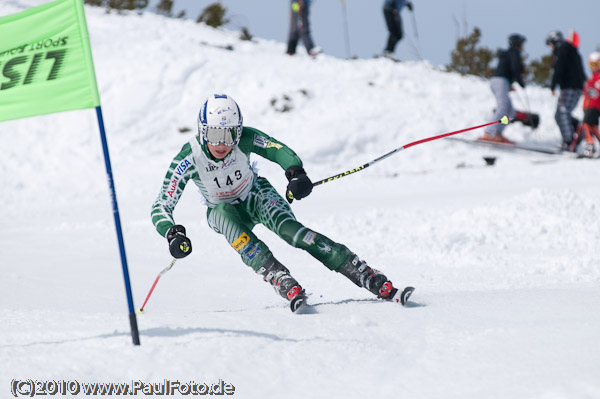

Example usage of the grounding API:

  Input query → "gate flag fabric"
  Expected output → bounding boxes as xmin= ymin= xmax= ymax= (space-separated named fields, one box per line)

xmin=0 ymin=0 xmax=140 ymax=346
xmin=0 ymin=0 xmax=100 ymax=121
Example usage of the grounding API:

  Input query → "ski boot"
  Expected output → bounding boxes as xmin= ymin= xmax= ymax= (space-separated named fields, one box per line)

xmin=340 ymin=255 xmax=414 ymax=305
xmin=256 ymin=256 xmax=306 ymax=312
xmin=514 ymin=111 xmax=540 ymax=129
xmin=582 ymin=142 xmax=595 ymax=158
xmin=339 ymin=255 xmax=414 ymax=305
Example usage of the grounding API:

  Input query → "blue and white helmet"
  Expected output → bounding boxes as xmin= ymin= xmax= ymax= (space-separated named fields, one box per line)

xmin=198 ymin=94 xmax=243 ymax=146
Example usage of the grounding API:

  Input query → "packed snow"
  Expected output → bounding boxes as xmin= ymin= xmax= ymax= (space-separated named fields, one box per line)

xmin=1 ymin=3 xmax=599 ymax=399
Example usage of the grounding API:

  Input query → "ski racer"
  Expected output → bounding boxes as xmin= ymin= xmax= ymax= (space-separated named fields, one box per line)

xmin=151 ymin=94 xmax=413 ymax=311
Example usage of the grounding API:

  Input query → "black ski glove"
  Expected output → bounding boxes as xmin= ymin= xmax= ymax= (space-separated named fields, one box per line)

xmin=406 ymin=1 xmax=413 ymax=11
xmin=167 ymin=224 xmax=192 ymax=259
xmin=285 ymin=166 xmax=313 ymax=203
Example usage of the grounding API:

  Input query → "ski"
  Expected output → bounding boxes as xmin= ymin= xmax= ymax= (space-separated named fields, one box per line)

xmin=390 ymin=286 xmax=415 ymax=306
xmin=448 ymin=136 xmax=563 ymax=155
xmin=290 ymin=294 xmax=308 ymax=313
xmin=372 ymin=53 xmax=400 ymax=63
xmin=575 ymin=152 xmax=600 ymax=160
xmin=199 ymin=41 xmax=234 ymax=51
xmin=289 ymin=287 xmax=415 ymax=311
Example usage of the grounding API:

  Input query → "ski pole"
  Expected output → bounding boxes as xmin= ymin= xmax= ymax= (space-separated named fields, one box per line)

xmin=409 ymin=8 xmax=423 ymax=60
xmin=137 ymin=258 xmax=177 ymax=313
xmin=340 ymin=0 xmax=351 ymax=58
xmin=514 ymin=87 xmax=532 ymax=114
xmin=522 ymin=88 xmax=532 ymax=112
xmin=311 ymin=116 xmax=509 ymax=188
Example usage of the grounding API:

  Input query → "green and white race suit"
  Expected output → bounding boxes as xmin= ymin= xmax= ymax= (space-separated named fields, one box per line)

xmin=151 ymin=126 xmax=352 ymax=271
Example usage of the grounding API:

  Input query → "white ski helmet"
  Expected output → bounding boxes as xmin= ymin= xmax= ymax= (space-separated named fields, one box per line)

xmin=198 ymin=94 xmax=243 ymax=146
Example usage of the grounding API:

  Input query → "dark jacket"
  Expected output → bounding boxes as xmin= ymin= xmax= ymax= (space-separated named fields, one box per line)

xmin=493 ymin=47 xmax=525 ymax=88
xmin=384 ymin=0 xmax=408 ymax=10
xmin=551 ymin=42 xmax=586 ymax=91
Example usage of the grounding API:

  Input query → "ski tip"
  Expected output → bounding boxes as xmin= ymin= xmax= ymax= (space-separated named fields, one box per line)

xmin=290 ymin=294 xmax=308 ymax=313
xmin=500 ymin=116 xmax=510 ymax=125
xmin=400 ymin=287 xmax=415 ymax=306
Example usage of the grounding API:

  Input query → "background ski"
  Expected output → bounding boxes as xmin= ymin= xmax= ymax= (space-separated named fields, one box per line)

xmin=447 ymin=136 xmax=563 ymax=155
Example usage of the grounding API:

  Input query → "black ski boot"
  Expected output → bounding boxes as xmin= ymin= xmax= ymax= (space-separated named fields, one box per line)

xmin=514 ymin=111 xmax=540 ymax=129
xmin=339 ymin=254 xmax=391 ymax=297
xmin=256 ymin=256 xmax=305 ymax=307
xmin=339 ymin=254 xmax=414 ymax=305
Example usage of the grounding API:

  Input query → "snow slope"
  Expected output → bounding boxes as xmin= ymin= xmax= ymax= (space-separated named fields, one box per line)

xmin=1 ymin=3 xmax=599 ymax=399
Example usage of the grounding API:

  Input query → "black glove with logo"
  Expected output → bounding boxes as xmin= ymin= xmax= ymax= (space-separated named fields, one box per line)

xmin=166 ymin=224 xmax=192 ymax=259
xmin=285 ymin=166 xmax=313 ymax=203
xmin=406 ymin=1 xmax=413 ymax=11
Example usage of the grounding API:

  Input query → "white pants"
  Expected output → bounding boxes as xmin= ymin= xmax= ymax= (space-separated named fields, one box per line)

xmin=485 ymin=77 xmax=515 ymax=136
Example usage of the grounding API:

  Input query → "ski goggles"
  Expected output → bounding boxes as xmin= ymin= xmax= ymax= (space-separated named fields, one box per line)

xmin=202 ymin=126 xmax=240 ymax=146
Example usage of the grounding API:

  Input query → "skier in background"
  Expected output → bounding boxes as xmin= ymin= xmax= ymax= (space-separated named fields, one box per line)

xmin=546 ymin=30 xmax=586 ymax=151
xmin=580 ymin=52 xmax=600 ymax=158
xmin=286 ymin=0 xmax=321 ymax=57
xmin=480 ymin=34 xmax=526 ymax=144
xmin=382 ymin=0 xmax=413 ymax=60
xmin=151 ymin=94 xmax=413 ymax=311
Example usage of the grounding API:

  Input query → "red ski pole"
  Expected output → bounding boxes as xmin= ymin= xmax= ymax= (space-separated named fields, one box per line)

xmin=310 ymin=116 xmax=509 ymax=188
xmin=138 ymin=258 xmax=177 ymax=313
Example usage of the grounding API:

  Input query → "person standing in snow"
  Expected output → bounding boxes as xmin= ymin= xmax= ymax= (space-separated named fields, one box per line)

xmin=546 ymin=30 xmax=586 ymax=151
xmin=382 ymin=0 xmax=413 ymax=60
xmin=286 ymin=0 xmax=321 ymax=57
xmin=151 ymin=94 xmax=413 ymax=311
xmin=480 ymin=34 xmax=526 ymax=144
xmin=579 ymin=52 xmax=600 ymax=158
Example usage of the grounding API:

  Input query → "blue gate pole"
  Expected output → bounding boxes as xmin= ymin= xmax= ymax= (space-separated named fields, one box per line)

xmin=95 ymin=106 xmax=140 ymax=346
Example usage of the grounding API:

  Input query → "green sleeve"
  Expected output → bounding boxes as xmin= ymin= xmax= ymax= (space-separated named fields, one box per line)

xmin=237 ymin=126 xmax=303 ymax=171
xmin=151 ymin=143 xmax=198 ymax=237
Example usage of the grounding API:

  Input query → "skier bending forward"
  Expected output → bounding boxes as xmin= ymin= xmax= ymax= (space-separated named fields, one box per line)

xmin=151 ymin=94 xmax=413 ymax=311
